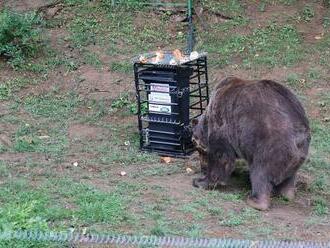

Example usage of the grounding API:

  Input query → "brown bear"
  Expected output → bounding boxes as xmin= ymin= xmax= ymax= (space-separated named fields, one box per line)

xmin=191 ymin=77 xmax=311 ymax=210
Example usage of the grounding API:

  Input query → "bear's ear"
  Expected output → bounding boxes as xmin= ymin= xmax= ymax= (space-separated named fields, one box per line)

xmin=191 ymin=118 xmax=199 ymax=127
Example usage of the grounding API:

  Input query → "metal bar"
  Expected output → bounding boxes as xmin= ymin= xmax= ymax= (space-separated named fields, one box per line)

xmin=112 ymin=1 xmax=187 ymax=7
xmin=190 ymin=107 xmax=206 ymax=111
xmin=190 ymin=99 xmax=207 ymax=108
xmin=138 ymin=76 xmax=177 ymax=83
xmin=190 ymin=73 xmax=206 ymax=80
xmin=196 ymin=58 xmax=203 ymax=115
xmin=204 ymin=57 xmax=210 ymax=104
xmin=190 ymin=95 xmax=208 ymax=98
xmin=149 ymin=140 xmax=181 ymax=146
xmin=134 ymin=63 xmax=144 ymax=150
xmin=141 ymin=117 xmax=182 ymax=125
xmin=147 ymin=135 xmax=181 ymax=142
xmin=186 ymin=0 xmax=194 ymax=53
xmin=146 ymin=129 xmax=177 ymax=135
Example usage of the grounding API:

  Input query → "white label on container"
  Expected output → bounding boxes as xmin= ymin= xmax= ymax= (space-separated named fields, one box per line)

xmin=150 ymin=83 xmax=170 ymax=93
xmin=149 ymin=83 xmax=171 ymax=113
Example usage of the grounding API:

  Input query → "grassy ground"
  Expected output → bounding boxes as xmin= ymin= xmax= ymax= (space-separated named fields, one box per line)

xmin=0 ymin=0 xmax=330 ymax=247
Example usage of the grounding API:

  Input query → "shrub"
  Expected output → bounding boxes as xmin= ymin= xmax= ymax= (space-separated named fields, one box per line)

xmin=0 ymin=9 xmax=44 ymax=68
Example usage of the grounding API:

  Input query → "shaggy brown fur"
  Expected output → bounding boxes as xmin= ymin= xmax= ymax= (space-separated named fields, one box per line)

xmin=192 ymin=77 xmax=311 ymax=210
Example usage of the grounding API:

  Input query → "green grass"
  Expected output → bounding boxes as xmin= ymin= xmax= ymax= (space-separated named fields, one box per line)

xmin=312 ymin=197 xmax=329 ymax=216
xmin=110 ymin=61 xmax=132 ymax=74
xmin=219 ymin=208 xmax=259 ymax=227
xmin=13 ymin=122 xmax=68 ymax=159
xmin=67 ymin=3 xmax=177 ymax=56
xmin=203 ymin=23 xmax=303 ymax=68
xmin=201 ymin=0 xmax=244 ymax=17
xmin=286 ymin=73 xmax=309 ymax=90
xmin=0 ymin=179 xmax=67 ymax=247
xmin=301 ymin=5 xmax=315 ymax=22
xmin=303 ymin=120 xmax=330 ymax=196
xmin=307 ymin=68 xmax=321 ymax=81
xmin=0 ymin=176 xmax=130 ymax=246
xmin=83 ymin=51 xmax=102 ymax=68
xmin=44 ymin=178 xmax=130 ymax=225
xmin=23 ymin=92 xmax=80 ymax=121
xmin=310 ymin=121 xmax=330 ymax=156
xmin=314 ymin=34 xmax=330 ymax=66
xmin=0 ymin=78 xmax=37 ymax=101
xmin=69 ymin=16 xmax=100 ymax=48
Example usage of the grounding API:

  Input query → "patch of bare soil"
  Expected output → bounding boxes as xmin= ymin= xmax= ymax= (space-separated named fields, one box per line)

xmin=246 ymin=2 xmax=298 ymax=27
xmin=68 ymin=123 xmax=107 ymax=141
xmin=212 ymin=63 xmax=315 ymax=86
xmin=0 ymin=102 xmax=12 ymax=117
xmin=4 ymin=0 xmax=54 ymax=12
xmin=0 ymin=152 xmax=49 ymax=164
xmin=0 ymin=133 xmax=12 ymax=148
xmin=0 ymin=63 xmax=36 ymax=84
xmin=305 ymin=86 xmax=329 ymax=120
xmin=77 ymin=65 xmax=133 ymax=100
xmin=295 ymin=3 xmax=327 ymax=44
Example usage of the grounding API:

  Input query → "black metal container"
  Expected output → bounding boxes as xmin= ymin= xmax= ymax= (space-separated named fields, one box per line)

xmin=134 ymin=53 xmax=209 ymax=157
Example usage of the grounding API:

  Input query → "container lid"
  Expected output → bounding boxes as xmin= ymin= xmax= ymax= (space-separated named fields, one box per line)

xmin=132 ymin=50 xmax=207 ymax=65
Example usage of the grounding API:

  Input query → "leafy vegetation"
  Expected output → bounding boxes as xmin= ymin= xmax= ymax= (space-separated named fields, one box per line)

xmin=0 ymin=9 xmax=44 ymax=68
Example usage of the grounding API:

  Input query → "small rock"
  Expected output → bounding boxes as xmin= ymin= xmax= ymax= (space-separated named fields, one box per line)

xmin=186 ymin=167 xmax=194 ymax=174
xmin=319 ymin=102 xmax=326 ymax=107
xmin=160 ymin=157 xmax=172 ymax=164
xmin=45 ymin=6 xmax=62 ymax=19
xmin=38 ymin=135 xmax=50 ymax=140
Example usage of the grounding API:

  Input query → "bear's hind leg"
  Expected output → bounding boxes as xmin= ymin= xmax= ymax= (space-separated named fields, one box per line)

xmin=275 ymin=175 xmax=296 ymax=201
xmin=247 ymin=170 xmax=272 ymax=211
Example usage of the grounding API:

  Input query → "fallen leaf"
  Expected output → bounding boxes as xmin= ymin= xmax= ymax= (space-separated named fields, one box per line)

xmin=160 ymin=157 xmax=171 ymax=164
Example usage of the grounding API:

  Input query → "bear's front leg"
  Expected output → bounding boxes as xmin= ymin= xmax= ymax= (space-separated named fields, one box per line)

xmin=192 ymin=176 xmax=210 ymax=189
xmin=192 ymin=148 xmax=219 ymax=190
xmin=192 ymin=135 xmax=235 ymax=190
